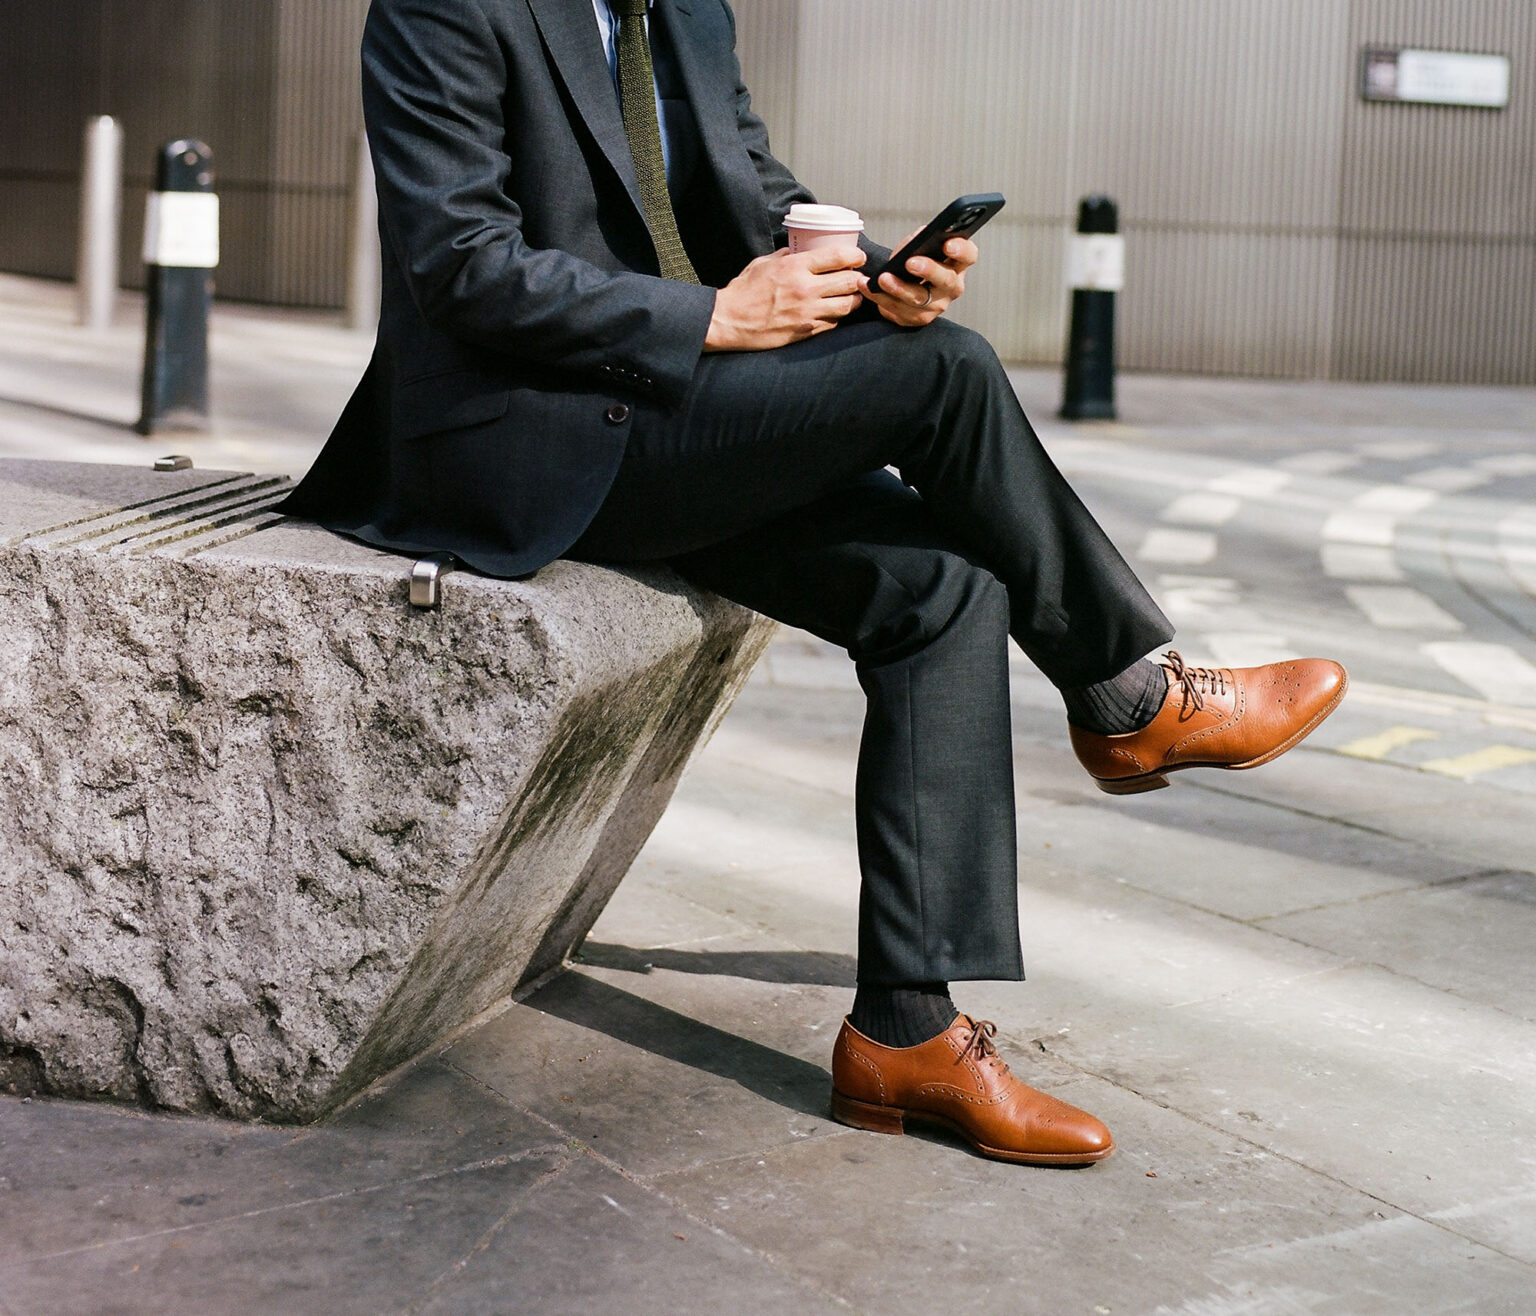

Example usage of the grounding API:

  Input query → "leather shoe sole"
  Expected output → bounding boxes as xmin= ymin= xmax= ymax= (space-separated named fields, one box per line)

xmin=831 ymin=1090 xmax=1114 ymax=1165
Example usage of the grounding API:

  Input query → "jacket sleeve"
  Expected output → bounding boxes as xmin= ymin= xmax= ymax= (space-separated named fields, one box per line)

xmin=363 ymin=0 xmax=717 ymax=404
xmin=718 ymin=1 xmax=892 ymax=267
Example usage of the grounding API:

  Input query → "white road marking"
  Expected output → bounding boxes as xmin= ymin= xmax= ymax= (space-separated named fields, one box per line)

xmin=1207 ymin=468 xmax=1293 ymax=498
xmin=1278 ymin=450 xmax=1359 ymax=476
xmin=1423 ymin=642 xmax=1536 ymax=707
xmin=1321 ymin=486 xmax=1441 ymax=597
xmin=1356 ymin=438 xmax=1442 ymax=461
xmin=1161 ymin=492 xmax=1243 ymax=526
xmin=1344 ymin=586 xmax=1464 ymax=632
xmin=1353 ymin=485 xmax=1439 ymax=515
xmin=1203 ymin=633 xmax=1301 ymax=668
xmin=1138 ymin=527 xmax=1217 ymax=565
xmin=1321 ymin=543 xmax=1404 ymax=581
xmin=1157 ymin=574 xmax=1241 ymax=623
xmin=1321 ymin=509 xmax=1398 ymax=547
xmin=1403 ymin=466 xmax=1493 ymax=494
xmin=1476 ymin=453 xmax=1536 ymax=476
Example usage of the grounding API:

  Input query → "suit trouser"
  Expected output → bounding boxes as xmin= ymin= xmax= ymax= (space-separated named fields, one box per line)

xmin=570 ymin=317 xmax=1173 ymax=984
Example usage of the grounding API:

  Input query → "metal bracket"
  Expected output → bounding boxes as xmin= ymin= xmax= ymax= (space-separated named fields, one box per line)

xmin=153 ymin=455 xmax=194 ymax=472
xmin=409 ymin=553 xmax=457 ymax=609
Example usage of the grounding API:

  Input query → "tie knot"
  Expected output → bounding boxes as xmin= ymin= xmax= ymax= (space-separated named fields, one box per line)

xmin=617 ymin=0 xmax=647 ymax=17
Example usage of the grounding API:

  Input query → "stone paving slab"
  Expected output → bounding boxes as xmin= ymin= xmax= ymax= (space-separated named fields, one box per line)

xmin=1045 ymin=961 xmax=1536 ymax=1264
xmin=647 ymin=1072 xmax=1536 ymax=1316
xmin=1015 ymin=777 xmax=1472 ymax=922
xmin=0 ymin=1061 xmax=557 ymax=1267
xmin=414 ymin=1153 xmax=848 ymax=1316
xmin=1257 ymin=869 xmax=1536 ymax=1023
xmin=2 ymin=1157 xmax=557 ymax=1316
xmin=1206 ymin=751 xmax=1536 ymax=873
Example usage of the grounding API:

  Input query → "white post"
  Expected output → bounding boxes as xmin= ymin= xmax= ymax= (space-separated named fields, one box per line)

xmin=76 ymin=115 xmax=125 ymax=331
xmin=346 ymin=132 xmax=381 ymax=331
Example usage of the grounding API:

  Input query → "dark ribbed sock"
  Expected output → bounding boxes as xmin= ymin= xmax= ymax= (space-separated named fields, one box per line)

xmin=850 ymin=983 xmax=959 ymax=1049
xmin=1061 ymin=657 xmax=1168 ymax=735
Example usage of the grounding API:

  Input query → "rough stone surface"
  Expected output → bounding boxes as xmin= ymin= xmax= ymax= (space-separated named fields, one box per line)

xmin=0 ymin=459 xmax=775 ymax=1122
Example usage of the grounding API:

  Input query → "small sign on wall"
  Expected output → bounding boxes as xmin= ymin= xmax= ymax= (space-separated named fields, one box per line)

xmin=1361 ymin=47 xmax=1511 ymax=109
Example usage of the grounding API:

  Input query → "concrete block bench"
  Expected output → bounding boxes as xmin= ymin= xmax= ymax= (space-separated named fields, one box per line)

xmin=0 ymin=458 xmax=775 ymax=1122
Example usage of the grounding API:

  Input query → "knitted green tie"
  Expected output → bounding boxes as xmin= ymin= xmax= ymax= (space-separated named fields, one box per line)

xmin=615 ymin=0 xmax=699 ymax=283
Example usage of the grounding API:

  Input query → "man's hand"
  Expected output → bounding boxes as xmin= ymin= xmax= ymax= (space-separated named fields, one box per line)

xmin=704 ymin=246 xmax=867 ymax=352
xmin=862 ymin=235 xmax=978 ymax=327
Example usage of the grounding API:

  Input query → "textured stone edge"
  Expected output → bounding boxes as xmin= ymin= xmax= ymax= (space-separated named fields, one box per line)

xmin=0 ymin=522 xmax=776 ymax=1122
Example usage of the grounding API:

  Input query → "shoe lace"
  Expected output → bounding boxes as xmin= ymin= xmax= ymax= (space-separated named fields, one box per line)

xmin=957 ymin=1018 xmax=1010 ymax=1076
xmin=1163 ymin=650 xmax=1227 ymax=719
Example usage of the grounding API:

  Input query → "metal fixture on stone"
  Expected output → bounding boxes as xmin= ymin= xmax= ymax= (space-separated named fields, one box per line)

xmin=409 ymin=553 xmax=457 ymax=609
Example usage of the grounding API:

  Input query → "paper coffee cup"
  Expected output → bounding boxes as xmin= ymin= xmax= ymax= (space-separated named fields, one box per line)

xmin=784 ymin=203 xmax=864 ymax=254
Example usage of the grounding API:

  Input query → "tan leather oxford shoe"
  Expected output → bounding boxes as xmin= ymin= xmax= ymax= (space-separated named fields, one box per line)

xmin=1069 ymin=651 xmax=1348 ymax=795
xmin=831 ymin=1016 xmax=1114 ymax=1166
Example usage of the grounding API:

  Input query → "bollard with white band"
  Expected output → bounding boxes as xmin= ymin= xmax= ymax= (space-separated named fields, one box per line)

xmin=137 ymin=140 xmax=218 ymax=436
xmin=1059 ymin=195 xmax=1123 ymax=421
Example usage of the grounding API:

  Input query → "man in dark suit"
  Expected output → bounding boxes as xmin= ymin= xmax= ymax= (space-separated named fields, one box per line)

xmin=284 ymin=0 xmax=1346 ymax=1166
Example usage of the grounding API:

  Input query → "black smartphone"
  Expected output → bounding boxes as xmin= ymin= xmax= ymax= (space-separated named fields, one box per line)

xmin=867 ymin=193 xmax=1006 ymax=288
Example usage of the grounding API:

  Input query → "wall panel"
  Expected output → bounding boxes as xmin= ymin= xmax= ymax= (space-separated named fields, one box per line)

xmin=0 ymin=0 xmax=363 ymax=307
xmin=1073 ymin=0 xmax=1351 ymax=231
xmin=730 ymin=0 xmax=801 ymax=171
xmin=1334 ymin=237 xmax=1536 ymax=383
xmin=3 ymin=0 xmax=1533 ymax=379
xmin=1119 ymin=230 xmax=1339 ymax=378
xmin=791 ymin=0 xmax=1077 ymax=220
xmin=730 ymin=0 xmax=1535 ymax=383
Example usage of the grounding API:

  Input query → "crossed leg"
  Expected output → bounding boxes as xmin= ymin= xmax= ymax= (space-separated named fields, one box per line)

xmin=569 ymin=315 xmax=1341 ymax=1166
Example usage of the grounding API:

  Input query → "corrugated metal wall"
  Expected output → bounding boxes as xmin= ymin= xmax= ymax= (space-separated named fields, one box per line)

xmin=0 ymin=0 xmax=366 ymax=306
xmin=0 ymin=0 xmax=1530 ymax=382
xmin=1337 ymin=0 xmax=1536 ymax=383
xmin=735 ymin=0 xmax=1536 ymax=384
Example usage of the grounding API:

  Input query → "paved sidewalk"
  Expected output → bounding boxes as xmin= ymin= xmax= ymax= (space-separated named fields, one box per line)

xmin=2 ymin=276 xmax=1536 ymax=1313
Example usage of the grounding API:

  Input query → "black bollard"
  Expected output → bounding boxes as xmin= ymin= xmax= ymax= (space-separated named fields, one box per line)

xmin=137 ymin=140 xmax=217 ymax=435
xmin=1059 ymin=195 xmax=1123 ymax=421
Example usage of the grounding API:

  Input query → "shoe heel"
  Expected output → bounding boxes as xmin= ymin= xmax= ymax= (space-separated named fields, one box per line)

xmin=1095 ymin=772 xmax=1169 ymax=796
xmin=831 ymin=1090 xmax=906 ymax=1136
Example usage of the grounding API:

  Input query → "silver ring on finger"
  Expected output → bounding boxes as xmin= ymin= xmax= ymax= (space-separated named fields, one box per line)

xmin=917 ymin=283 xmax=933 ymax=308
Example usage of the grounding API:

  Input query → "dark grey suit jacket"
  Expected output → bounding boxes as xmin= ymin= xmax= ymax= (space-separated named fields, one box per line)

xmin=284 ymin=0 xmax=871 ymax=577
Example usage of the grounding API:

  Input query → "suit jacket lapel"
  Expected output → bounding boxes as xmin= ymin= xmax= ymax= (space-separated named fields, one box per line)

xmin=525 ymin=0 xmax=643 ymax=216
xmin=657 ymin=0 xmax=775 ymax=256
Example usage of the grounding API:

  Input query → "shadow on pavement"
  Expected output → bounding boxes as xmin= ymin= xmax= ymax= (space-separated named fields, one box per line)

xmin=0 ymin=392 xmax=134 ymax=431
xmin=526 ymin=970 xmax=834 ymax=1120
xmin=576 ymin=941 xmax=858 ymax=987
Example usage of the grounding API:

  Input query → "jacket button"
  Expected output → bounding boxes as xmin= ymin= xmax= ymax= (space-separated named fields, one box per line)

xmin=605 ymin=403 xmax=631 ymax=424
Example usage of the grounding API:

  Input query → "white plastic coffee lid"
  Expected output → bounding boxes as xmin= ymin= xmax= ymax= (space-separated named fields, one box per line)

xmin=784 ymin=203 xmax=864 ymax=232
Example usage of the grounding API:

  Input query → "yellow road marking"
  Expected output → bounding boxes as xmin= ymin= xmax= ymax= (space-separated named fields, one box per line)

xmin=1336 ymin=726 xmax=1439 ymax=760
xmin=1418 ymin=746 xmax=1536 ymax=779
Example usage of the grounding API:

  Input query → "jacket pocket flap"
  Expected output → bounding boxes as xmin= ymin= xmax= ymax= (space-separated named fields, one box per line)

xmin=396 ymin=373 xmax=511 ymax=440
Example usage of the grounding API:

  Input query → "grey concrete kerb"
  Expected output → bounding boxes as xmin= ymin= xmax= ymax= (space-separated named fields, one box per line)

xmin=0 ymin=458 xmax=775 ymax=1122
